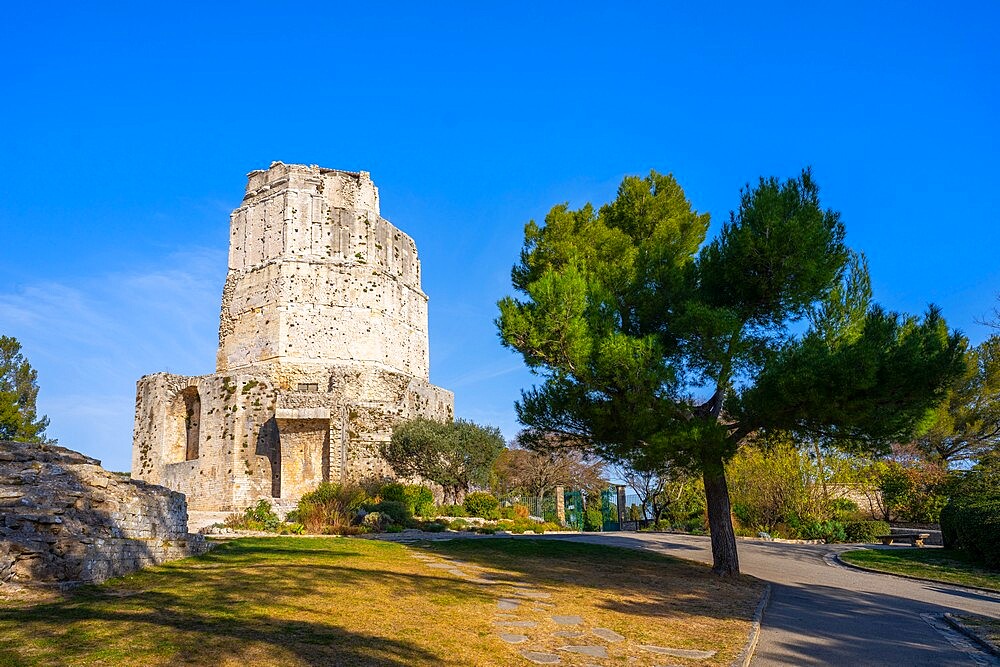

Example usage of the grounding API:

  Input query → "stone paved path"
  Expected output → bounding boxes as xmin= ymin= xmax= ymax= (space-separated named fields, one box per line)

xmin=406 ymin=545 xmax=719 ymax=665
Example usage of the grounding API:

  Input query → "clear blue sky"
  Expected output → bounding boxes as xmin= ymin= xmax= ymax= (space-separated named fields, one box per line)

xmin=1 ymin=2 xmax=997 ymax=472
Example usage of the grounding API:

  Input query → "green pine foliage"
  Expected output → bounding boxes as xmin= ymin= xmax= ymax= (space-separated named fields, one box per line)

xmin=915 ymin=335 xmax=1000 ymax=464
xmin=0 ymin=336 xmax=52 ymax=443
xmin=497 ymin=169 xmax=966 ymax=575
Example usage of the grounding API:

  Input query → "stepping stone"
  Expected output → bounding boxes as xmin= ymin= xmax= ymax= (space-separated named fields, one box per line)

xmin=496 ymin=620 xmax=538 ymax=628
xmin=520 ymin=650 xmax=560 ymax=664
xmin=514 ymin=589 xmax=552 ymax=599
xmin=446 ymin=569 xmax=466 ymax=576
xmin=639 ymin=645 xmax=717 ymax=659
xmin=468 ymin=577 xmax=494 ymax=584
xmin=551 ymin=615 xmax=584 ymax=625
xmin=498 ymin=598 xmax=520 ymax=610
xmin=592 ymin=627 xmax=625 ymax=643
xmin=553 ymin=631 xmax=585 ymax=638
xmin=499 ymin=633 xmax=529 ymax=644
xmin=558 ymin=645 xmax=608 ymax=658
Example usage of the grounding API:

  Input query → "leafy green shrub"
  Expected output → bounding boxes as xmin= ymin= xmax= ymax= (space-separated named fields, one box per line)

xmin=404 ymin=485 xmax=436 ymax=517
xmin=362 ymin=511 xmax=387 ymax=531
xmin=727 ymin=442 xmax=825 ymax=532
xmin=375 ymin=482 xmax=435 ymax=517
xmin=385 ymin=524 xmax=404 ymax=533
xmin=879 ymin=460 xmax=949 ymax=523
xmin=366 ymin=500 xmax=412 ymax=525
xmin=674 ymin=517 xmax=707 ymax=534
xmin=422 ymin=519 xmax=449 ymax=533
xmin=941 ymin=495 xmax=1000 ymax=567
xmin=297 ymin=482 xmax=369 ymax=534
xmin=225 ymin=500 xmax=281 ymax=532
xmin=379 ymin=482 xmax=407 ymax=504
xmin=939 ymin=500 xmax=960 ymax=549
xmin=436 ymin=503 xmax=468 ymax=517
xmin=464 ymin=492 xmax=500 ymax=519
xmin=791 ymin=518 xmax=847 ymax=543
xmin=448 ymin=518 xmax=469 ymax=530
xmin=830 ymin=498 xmax=860 ymax=521
xmin=503 ymin=518 xmax=542 ymax=534
xmin=583 ymin=506 xmax=604 ymax=532
xmin=844 ymin=520 xmax=891 ymax=543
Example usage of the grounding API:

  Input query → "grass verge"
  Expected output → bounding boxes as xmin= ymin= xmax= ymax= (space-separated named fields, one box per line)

xmin=0 ymin=537 xmax=764 ymax=667
xmin=840 ymin=547 xmax=1000 ymax=591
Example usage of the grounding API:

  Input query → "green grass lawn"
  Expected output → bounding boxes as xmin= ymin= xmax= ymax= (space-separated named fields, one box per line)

xmin=840 ymin=547 xmax=1000 ymax=591
xmin=0 ymin=537 xmax=765 ymax=667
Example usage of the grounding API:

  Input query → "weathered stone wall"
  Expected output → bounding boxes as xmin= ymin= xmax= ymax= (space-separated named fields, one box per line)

xmin=218 ymin=162 xmax=429 ymax=381
xmin=133 ymin=372 xmax=278 ymax=511
xmin=1 ymin=441 xmax=208 ymax=586
xmin=134 ymin=366 xmax=452 ymax=510
xmin=133 ymin=162 xmax=454 ymax=512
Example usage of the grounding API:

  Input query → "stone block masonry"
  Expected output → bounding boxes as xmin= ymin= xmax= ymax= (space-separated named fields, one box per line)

xmin=0 ymin=440 xmax=209 ymax=586
xmin=133 ymin=163 xmax=454 ymax=511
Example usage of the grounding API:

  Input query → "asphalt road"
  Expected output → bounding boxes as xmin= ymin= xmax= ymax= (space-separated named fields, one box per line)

xmin=532 ymin=532 xmax=1000 ymax=666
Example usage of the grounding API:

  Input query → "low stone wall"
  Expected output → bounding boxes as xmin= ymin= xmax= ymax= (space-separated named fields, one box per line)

xmin=1 ymin=440 xmax=210 ymax=586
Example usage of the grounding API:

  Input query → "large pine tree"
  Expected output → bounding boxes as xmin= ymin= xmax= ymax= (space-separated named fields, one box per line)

xmin=497 ymin=169 xmax=965 ymax=575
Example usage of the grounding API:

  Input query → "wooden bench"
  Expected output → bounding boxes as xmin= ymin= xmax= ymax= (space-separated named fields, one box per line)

xmin=877 ymin=533 xmax=930 ymax=547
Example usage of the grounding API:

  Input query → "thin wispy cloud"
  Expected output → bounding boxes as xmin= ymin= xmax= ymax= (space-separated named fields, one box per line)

xmin=0 ymin=247 xmax=225 ymax=470
xmin=443 ymin=360 xmax=525 ymax=389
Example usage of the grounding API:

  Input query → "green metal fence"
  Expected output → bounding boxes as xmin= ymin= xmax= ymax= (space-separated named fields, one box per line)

xmin=562 ymin=489 xmax=584 ymax=531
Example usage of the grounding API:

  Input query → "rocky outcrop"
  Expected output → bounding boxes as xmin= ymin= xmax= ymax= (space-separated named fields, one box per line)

xmin=0 ymin=440 xmax=209 ymax=586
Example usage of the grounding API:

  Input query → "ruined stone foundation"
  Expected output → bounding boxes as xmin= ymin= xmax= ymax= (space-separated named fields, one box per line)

xmin=0 ymin=440 xmax=208 ymax=586
xmin=133 ymin=163 xmax=454 ymax=511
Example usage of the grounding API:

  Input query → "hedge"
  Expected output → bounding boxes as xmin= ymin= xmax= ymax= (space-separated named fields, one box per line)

xmin=464 ymin=492 xmax=500 ymax=520
xmin=843 ymin=520 xmax=891 ymax=543
xmin=939 ymin=495 xmax=1000 ymax=568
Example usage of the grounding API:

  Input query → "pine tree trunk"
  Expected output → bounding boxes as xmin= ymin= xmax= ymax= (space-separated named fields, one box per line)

xmin=703 ymin=459 xmax=740 ymax=576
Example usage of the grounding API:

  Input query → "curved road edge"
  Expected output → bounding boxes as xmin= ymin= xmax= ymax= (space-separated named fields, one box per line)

xmin=830 ymin=549 xmax=1000 ymax=599
xmin=732 ymin=583 xmax=771 ymax=667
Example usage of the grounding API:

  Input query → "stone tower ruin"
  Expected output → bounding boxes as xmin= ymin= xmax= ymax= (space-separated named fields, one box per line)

xmin=132 ymin=163 xmax=454 ymax=511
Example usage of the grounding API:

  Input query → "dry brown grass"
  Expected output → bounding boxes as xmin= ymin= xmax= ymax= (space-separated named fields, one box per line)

xmin=0 ymin=537 xmax=764 ymax=666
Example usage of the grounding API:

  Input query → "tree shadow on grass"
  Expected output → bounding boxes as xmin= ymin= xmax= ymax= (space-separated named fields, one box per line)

xmin=419 ymin=536 xmax=765 ymax=624
xmin=0 ymin=594 xmax=438 ymax=666
xmin=427 ymin=535 xmax=998 ymax=665
xmin=0 ymin=538 xmax=496 ymax=666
